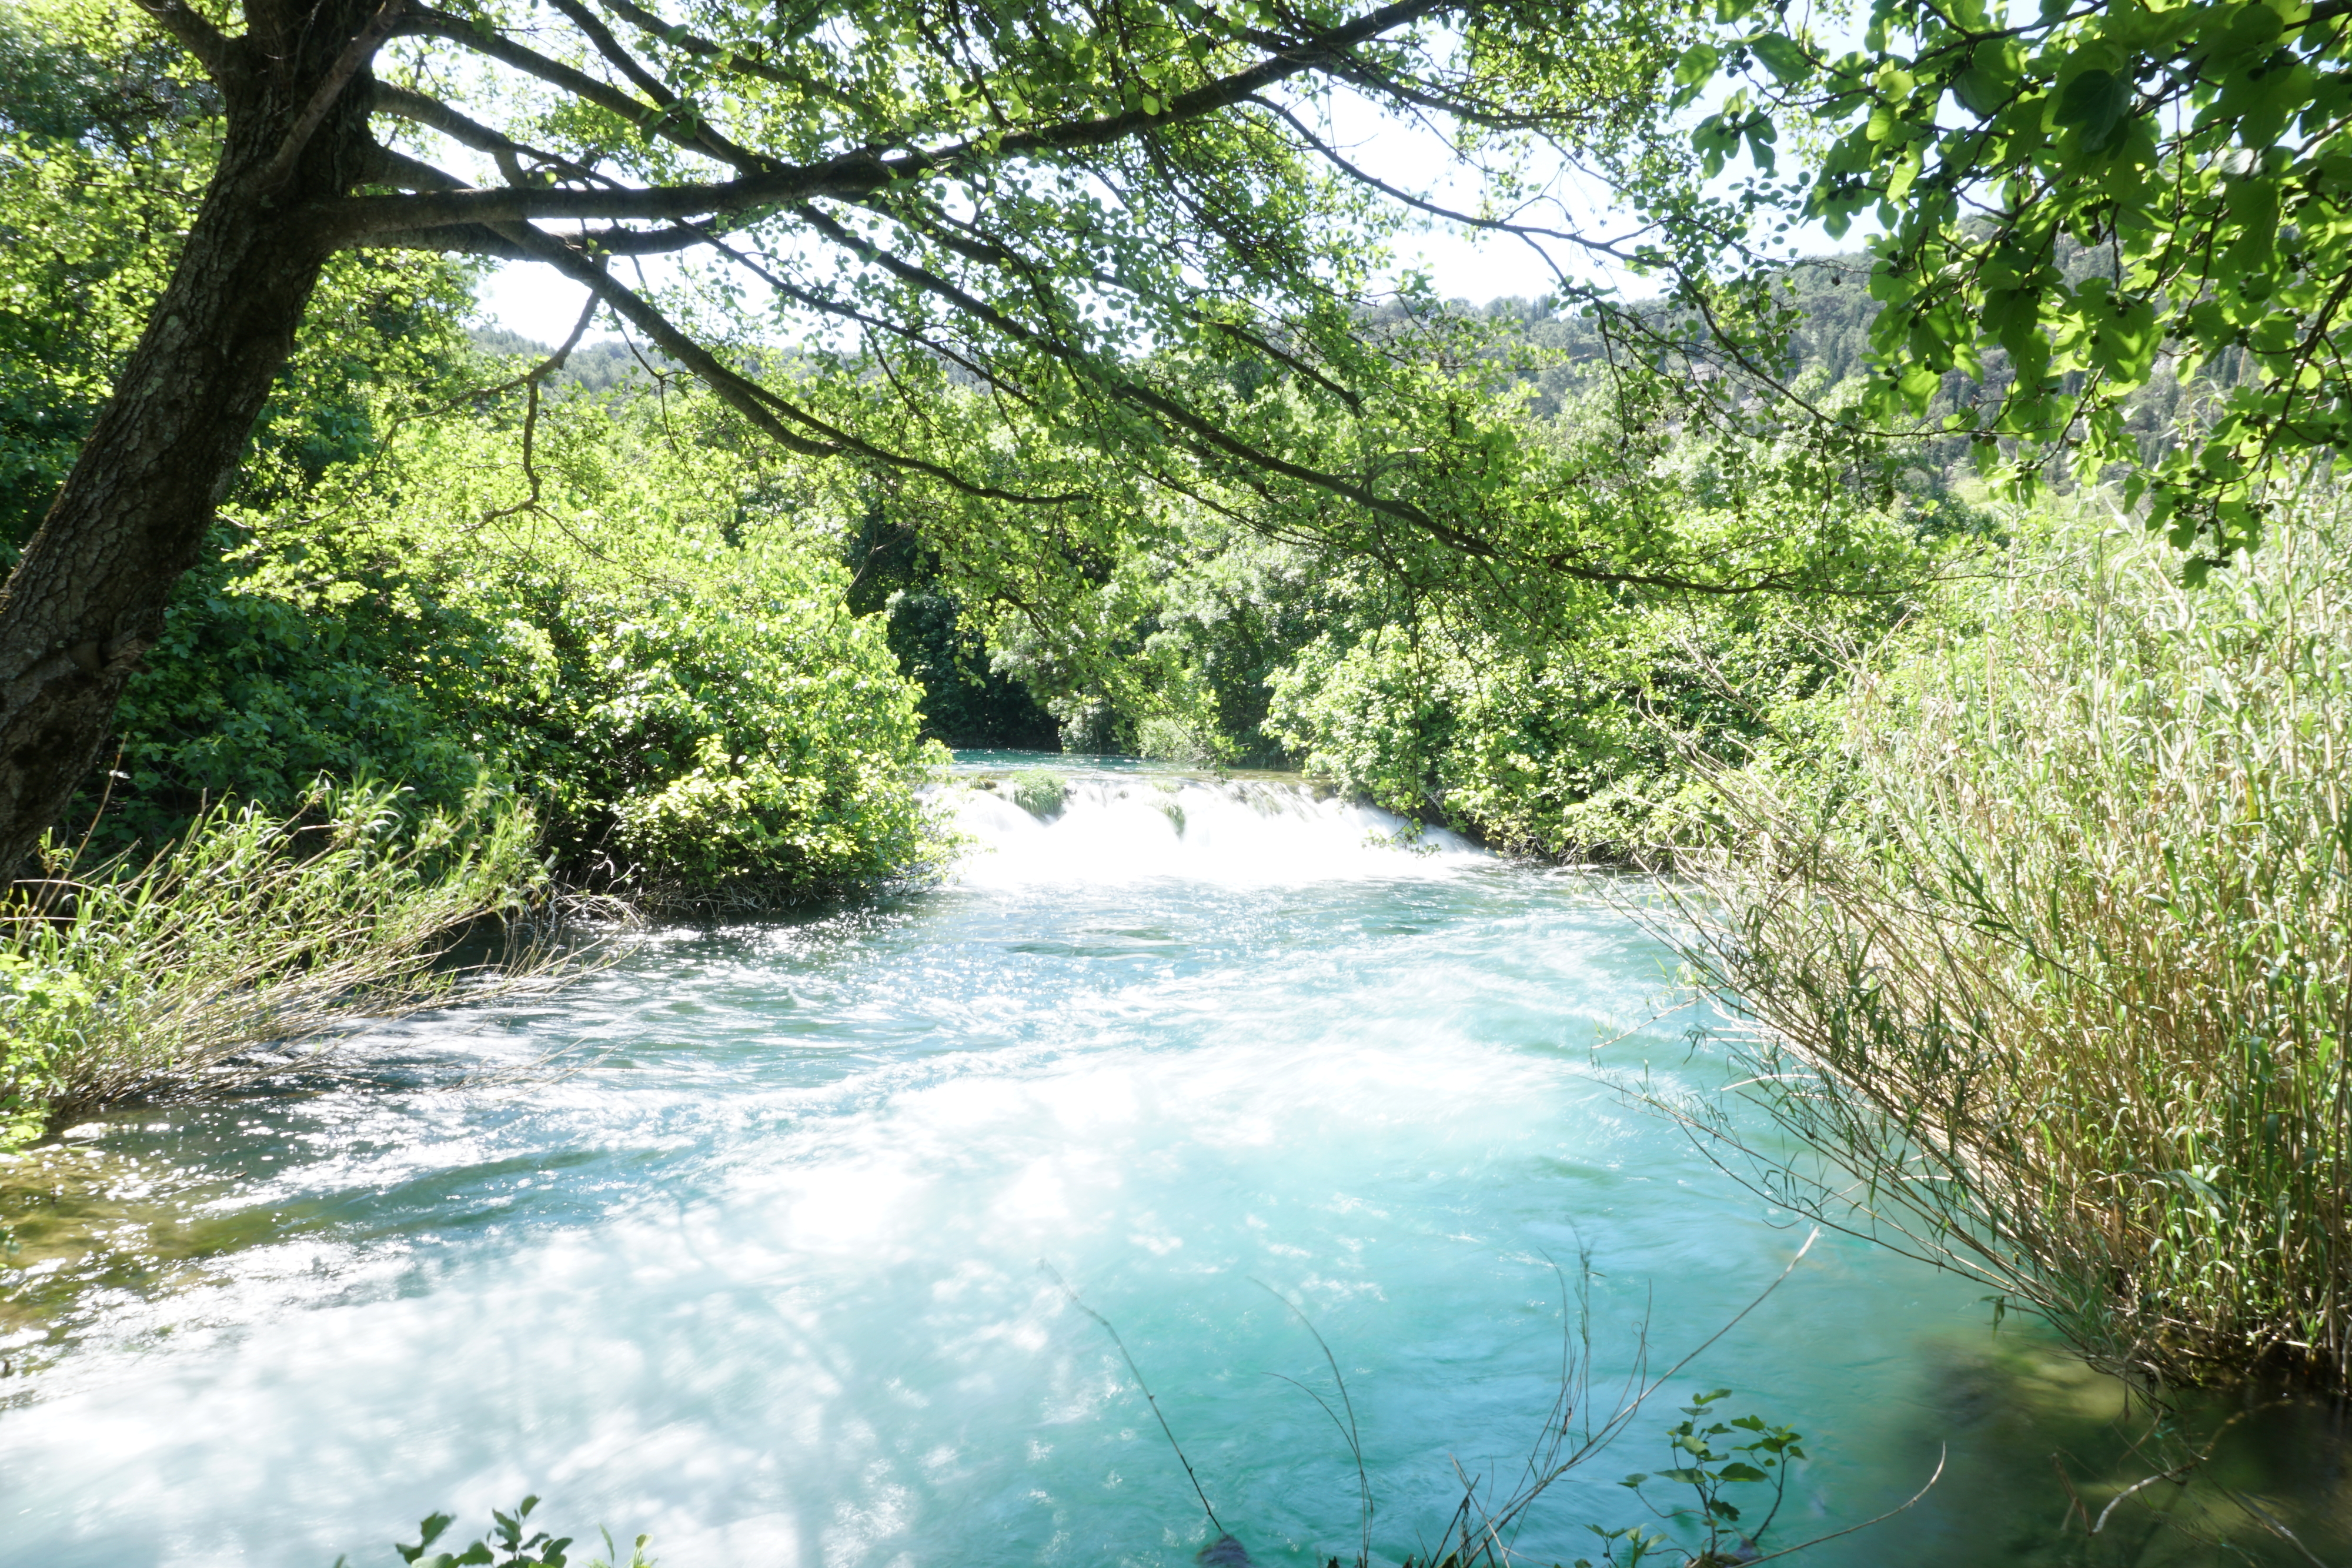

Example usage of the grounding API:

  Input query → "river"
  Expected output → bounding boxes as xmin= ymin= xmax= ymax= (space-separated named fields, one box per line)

xmin=0 ymin=758 xmax=2338 ymax=1566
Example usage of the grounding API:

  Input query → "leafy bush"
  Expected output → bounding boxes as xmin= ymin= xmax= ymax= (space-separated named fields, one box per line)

xmin=1 ymin=778 xmax=552 ymax=1155
xmin=1266 ymin=586 xmax=1899 ymax=861
xmin=91 ymin=530 xmax=498 ymax=850
xmin=88 ymin=391 xmax=948 ymax=906
xmin=1666 ymin=507 xmax=2352 ymax=1383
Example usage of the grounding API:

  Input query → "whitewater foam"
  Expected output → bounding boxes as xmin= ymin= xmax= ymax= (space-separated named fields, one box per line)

xmin=938 ymin=774 xmax=1483 ymax=888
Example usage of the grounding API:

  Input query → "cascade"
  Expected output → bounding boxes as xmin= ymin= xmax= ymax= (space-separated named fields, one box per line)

xmin=940 ymin=770 xmax=1483 ymax=889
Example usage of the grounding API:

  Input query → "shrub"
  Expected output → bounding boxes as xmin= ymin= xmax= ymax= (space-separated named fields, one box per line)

xmin=84 ymin=393 xmax=948 ymax=905
xmin=1666 ymin=508 xmax=2352 ymax=1385
xmin=1267 ymin=596 xmax=1868 ymax=860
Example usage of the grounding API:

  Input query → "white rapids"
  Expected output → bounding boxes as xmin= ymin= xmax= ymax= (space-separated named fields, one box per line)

xmin=939 ymin=773 xmax=1484 ymax=889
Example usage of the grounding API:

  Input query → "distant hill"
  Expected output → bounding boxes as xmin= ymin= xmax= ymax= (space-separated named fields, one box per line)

xmin=1440 ymin=245 xmax=2240 ymax=478
xmin=466 ymin=327 xmax=666 ymax=393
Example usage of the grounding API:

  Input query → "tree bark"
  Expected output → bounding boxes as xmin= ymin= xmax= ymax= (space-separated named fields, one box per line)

xmin=0 ymin=1 xmax=382 ymax=872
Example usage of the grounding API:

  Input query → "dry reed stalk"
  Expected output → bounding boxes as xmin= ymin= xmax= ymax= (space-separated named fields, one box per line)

xmin=1651 ymin=509 xmax=2352 ymax=1386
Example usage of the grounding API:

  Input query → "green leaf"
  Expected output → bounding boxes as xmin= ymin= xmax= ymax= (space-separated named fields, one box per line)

xmin=399 ymin=1514 xmax=456 ymax=1564
xmin=2054 ymin=67 xmax=2132 ymax=151
xmin=1675 ymin=43 xmax=1721 ymax=88
xmin=1749 ymin=34 xmax=1811 ymax=85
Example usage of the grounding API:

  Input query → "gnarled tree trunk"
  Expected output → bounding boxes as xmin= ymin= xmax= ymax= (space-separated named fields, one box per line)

xmin=0 ymin=0 xmax=381 ymax=872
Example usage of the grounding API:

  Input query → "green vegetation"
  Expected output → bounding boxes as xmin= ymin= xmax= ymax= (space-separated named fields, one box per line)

xmin=0 ymin=0 xmax=2348 ymax=1548
xmin=0 ymin=1 xmax=480 ymax=550
xmin=0 ymin=372 xmax=951 ymax=1143
xmin=353 ymin=1380 xmax=1823 ymax=1568
xmin=0 ymin=5 xmax=950 ymax=1149
xmin=1670 ymin=0 xmax=2352 ymax=563
xmin=1011 ymin=771 xmax=1071 ymax=821
xmin=107 ymin=394 xmax=949 ymax=906
xmin=0 ymin=779 xmax=550 ymax=1154
xmin=366 ymin=1497 xmax=652 ymax=1568
xmin=1662 ymin=504 xmax=2352 ymax=1385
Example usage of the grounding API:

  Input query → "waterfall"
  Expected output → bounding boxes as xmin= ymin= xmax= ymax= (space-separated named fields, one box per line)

xmin=936 ymin=771 xmax=1484 ymax=888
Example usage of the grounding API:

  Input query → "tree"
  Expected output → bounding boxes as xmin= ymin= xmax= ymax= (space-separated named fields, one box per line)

xmin=0 ymin=5 xmax=485 ymax=551
xmin=0 ymin=0 xmax=1750 ymax=869
xmin=1671 ymin=0 xmax=2352 ymax=572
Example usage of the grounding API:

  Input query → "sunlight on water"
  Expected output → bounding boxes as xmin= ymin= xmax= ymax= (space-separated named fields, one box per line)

xmin=1 ymin=759 xmax=2339 ymax=1566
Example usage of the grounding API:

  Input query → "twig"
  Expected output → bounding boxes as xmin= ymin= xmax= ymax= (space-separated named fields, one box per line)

xmin=2052 ymin=1453 xmax=2093 ymax=1533
xmin=1734 ymin=1446 xmax=1946 ymax=1567
xmin=1255 ymin=1279 xmax=1373 ymax=1566
xmin=480 ymin=291 xmax=603 ymax=527
xmin=1041 ymin=1262 xmax=1224 ymax=1536
xmin=2229 ymin=1492 xmax=2336 ymax=1568
xmin=2092 ymin=1402 xmax=2284 ymax=1536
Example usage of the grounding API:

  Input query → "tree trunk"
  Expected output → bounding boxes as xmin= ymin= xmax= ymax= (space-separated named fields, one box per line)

xmin=0 ymin=1 xmax=382 ymax=873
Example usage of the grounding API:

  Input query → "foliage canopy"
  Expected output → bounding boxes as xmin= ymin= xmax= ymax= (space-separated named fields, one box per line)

xmin=1676 ymin=0 xmax=2352 ymax=571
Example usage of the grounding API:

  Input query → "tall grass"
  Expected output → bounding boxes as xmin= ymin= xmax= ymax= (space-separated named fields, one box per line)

xmin=1663 ymin=509 xmax=2352 ymax=1386
xmin=0 ymin=779 xmax=562 ymax=1149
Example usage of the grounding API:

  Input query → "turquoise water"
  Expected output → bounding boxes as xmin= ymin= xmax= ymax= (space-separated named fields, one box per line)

xmin=0 ymin=763 xmax=2334 ymax=1565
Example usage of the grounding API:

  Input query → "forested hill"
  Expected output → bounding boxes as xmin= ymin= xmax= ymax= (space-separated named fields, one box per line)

xmin=464 ymin=328 xmax=667 ymax=397
xmin=1448 ymin=244 xmax=2229 ymax=469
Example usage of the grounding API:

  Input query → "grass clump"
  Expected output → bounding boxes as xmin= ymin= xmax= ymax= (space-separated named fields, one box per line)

xmin=1668 ymin=509 xmax=2352 ymax=1386
xmin=0 ymin=778 xmax=560 ymax=1152
xmin=1011 ymin=771 xmax=1068 ymax=820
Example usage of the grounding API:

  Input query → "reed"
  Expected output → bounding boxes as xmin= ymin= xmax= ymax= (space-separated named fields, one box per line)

xmin=1662 ymin=508 xmax=2352 ymax=1386
xmin=0 ymin=778 xmax=564 ymax=1146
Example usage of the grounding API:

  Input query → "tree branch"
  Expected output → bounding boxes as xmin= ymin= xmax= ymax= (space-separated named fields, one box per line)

xmin=132 ymin=0 xmax=235 ymax=79
xmin=370 ymin=81 xmax=599 ymax=186
xmin=589 ymin=0 xmax=850 ymax=102
xmin=261 ymin=0 xmax=407 ymax=189
xmin=399 ymin=6 xmax=705 ymax=162
xmin=1251 ymin=95 xmax=1641 ymax=266
xmin=787 ymin=199 xmax=1499 ymax=555
xmin=343 ymin=0 xmax=1450 ymax=239
xmin=364 ymin=219 xmax=726 ymax=257
xmin=365 ymin=142 xmax=466 ymax=191
xmin=539 ymin=0 xmax=770 ymax=172
xmin=493 ymin=222 xmax=1091 ymax=506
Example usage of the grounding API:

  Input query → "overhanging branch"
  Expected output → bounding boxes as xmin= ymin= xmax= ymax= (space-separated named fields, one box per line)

xmin=336 ymin=0 xmax=1451 ymax=240
xmin=371 ymin=82 xmax=603 ymax=187
xmin=494 ymin=223 xmax=1092 ymax=507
